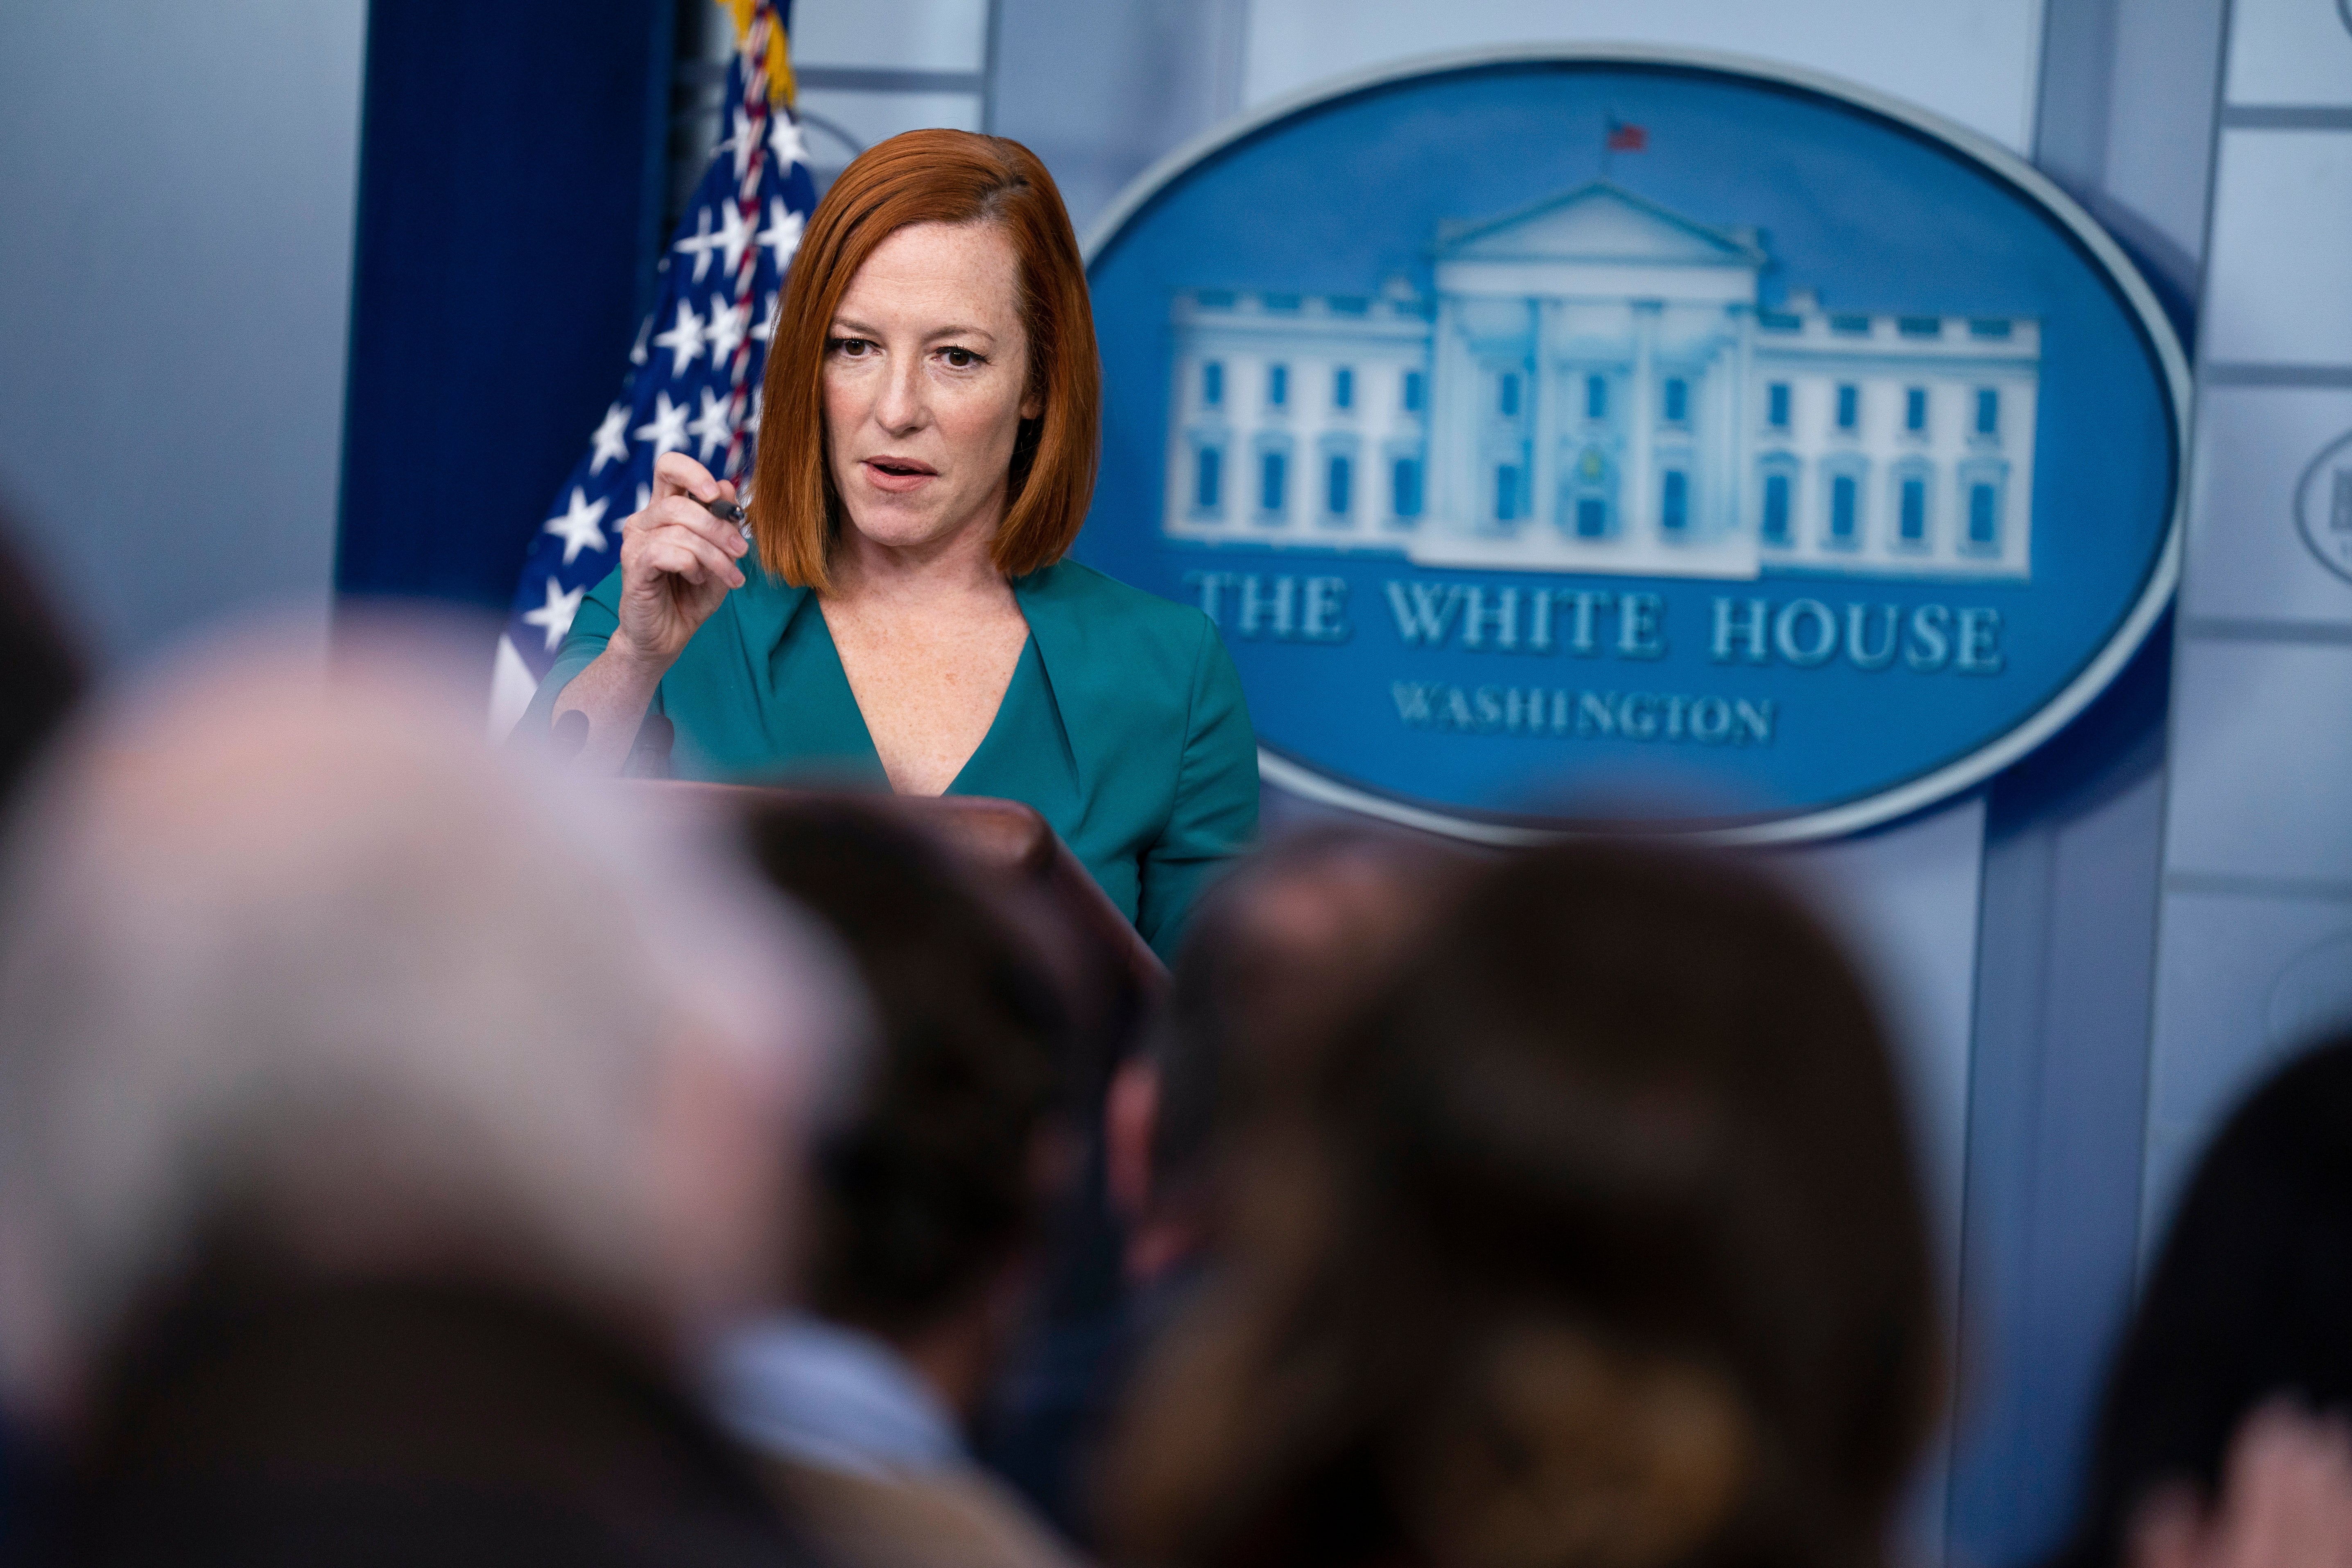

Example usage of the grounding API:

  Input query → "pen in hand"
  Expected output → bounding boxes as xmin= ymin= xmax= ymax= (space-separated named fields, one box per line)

xmin=696 ymin=490 xmax=751 ymax=543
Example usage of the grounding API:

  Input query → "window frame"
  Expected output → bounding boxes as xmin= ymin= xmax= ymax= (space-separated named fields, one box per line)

xmin=1193 ymin=443 xmax=1223 ymax=516
xmin=1957 ymin=456 xmax=2008 ymax=554
xmin=1891 ymin=457 xmax=1933 ymax=551
xmin=1390 ymin=453 xmax=1424 ymax=521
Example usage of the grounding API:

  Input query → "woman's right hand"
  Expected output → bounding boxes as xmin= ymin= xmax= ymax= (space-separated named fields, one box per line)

xmin=612 ymin=451 xmax=751 ymax=673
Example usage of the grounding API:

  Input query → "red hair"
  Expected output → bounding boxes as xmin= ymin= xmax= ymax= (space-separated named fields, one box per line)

xmin=751 ymin=129 xmax=1100 ymax=590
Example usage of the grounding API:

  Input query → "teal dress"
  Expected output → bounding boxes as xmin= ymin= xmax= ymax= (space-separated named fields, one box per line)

xmin=525 ymin=559 xmax=1259 ymax=960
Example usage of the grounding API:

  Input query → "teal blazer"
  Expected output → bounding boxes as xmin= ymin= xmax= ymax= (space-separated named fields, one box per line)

xmin=525 ymin=559 xmax=1259 ymax=960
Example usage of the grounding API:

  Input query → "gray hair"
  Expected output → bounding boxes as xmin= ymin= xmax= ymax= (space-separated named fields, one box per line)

xmin=0 ymin=630 xmax=855 ymax=1413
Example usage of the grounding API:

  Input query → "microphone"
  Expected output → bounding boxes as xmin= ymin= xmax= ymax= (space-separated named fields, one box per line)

xmin=550 ymin=709 xmax=590 ymax=764
xmin=624 ymin=716 xmax=676 ymax=779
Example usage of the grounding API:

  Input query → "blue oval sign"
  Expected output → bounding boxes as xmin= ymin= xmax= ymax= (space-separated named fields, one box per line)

xmin=1073 ymin=47 xmax=2188 ymax=843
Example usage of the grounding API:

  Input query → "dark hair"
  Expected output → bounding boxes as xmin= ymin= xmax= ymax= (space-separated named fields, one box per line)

xmin=2051 ymin=1032 xmax=2352 ymax=1568
xmin=745 ymin=800 xmax=1068 ymax=1334
xmin=0 ymin=507 xmax=84 ymax=809
xmin=1108 ymin=841 xmax=1941 ymax=1568
xmin=751 ymin=129 xmax=1098 ymax=591
xmin=1156 ymin=828 xmax=1468 ymax=1204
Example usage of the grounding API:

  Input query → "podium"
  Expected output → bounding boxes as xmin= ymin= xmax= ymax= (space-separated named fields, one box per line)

xmin=622 ymin=781 xmax=1168 ymax=1001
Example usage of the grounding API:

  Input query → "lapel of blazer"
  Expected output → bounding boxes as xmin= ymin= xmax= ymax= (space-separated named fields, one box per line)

xmin=729 ymin=568 xmax=812 ymax=658
xmin=726 ymin=570 xmax=815 ymax=744
xmin=1011 ymin=563 xmax=1097 ymax=802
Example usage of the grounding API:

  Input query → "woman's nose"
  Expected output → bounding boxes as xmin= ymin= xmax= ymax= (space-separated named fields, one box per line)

xmin=873 ymin=355 xmax=927 ymax=434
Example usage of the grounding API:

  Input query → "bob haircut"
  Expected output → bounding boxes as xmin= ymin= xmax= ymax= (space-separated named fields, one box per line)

xmin=1106 ymin=840 xmax=1941 ymax=1568
xmin=751 ymin=129 xmax=1100 ymax=590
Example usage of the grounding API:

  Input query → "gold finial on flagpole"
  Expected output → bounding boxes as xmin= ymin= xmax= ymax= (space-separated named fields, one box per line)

xmin=719 ymin=0 xmax=795 ymax=107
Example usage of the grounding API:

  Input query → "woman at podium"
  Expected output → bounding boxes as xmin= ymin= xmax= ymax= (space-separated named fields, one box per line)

xmin=525 ymin=130 xmax=1257 ymax=959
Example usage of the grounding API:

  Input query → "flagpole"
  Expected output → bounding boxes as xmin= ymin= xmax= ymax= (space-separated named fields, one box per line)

xmin=720 ymin=1 xmax=776 ymax=496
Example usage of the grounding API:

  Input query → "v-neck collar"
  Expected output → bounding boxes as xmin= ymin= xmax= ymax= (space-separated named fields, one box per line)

xmin=760 ymin=578 xmax=1043 ymax=798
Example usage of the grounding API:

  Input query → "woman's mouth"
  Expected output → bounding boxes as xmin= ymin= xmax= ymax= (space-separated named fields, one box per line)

xmin=860 ymin=456 xmax=938 ymax=494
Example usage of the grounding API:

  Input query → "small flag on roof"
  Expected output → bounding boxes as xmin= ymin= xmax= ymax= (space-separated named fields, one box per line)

xmin=1606 ymin=117 xmax=1648 ymax=152
xmin=489 ymin=0 xmax=818 ymax=735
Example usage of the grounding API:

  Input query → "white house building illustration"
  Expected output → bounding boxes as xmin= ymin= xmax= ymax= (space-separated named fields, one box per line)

xmin=1162 ymin=183 xmax=2040 ymax=580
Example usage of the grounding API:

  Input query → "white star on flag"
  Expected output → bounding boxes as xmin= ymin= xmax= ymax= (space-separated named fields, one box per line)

xmin=521 ymin=576 xmax=586 ymax=653
xmin=634 ymin=391 xmax=691 ymax=458
xmin=674 ymin=206 xmax=719 ymax=282
xmin=751 ymin=291 xmax=780 ymax=343
xmin=629 ymin=312 xmax=653 ymax=366
xmin=688 ymin=388 xmax=735 ymax=461
xmin=589 ymin=402 xmax=630 ymax=473
xmin=745 ymin=387 xmax=764 ymax=436
xmin=704 ymin=296 xmax=748 ymax=363
xmin=636 ymin=483 xmax=653 ymax=515
xmin=770 ymin=115 xmax=807 ymax=170
xmin=758 ymin=201 xmax=803 ymax=270
xmin=652 ymin=298 xmax=707 ymax=376
xmin=718 ymin=199 xmax=755 ymax=276
xmin=541 ymin=487 xmax=611 ymax=565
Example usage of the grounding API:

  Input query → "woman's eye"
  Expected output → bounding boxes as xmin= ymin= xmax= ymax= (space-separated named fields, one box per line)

xmin=828 ymin=336 xmax=871 ymax=357
xmin=942 ymin=347 xmax=982 ymax=368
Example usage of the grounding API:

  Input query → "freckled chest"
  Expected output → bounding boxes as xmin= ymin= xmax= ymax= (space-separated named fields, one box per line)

xmin=819 ymin=594 xmax=1031 ymax=796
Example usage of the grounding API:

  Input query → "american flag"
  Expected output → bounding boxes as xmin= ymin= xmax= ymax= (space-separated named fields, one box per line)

xmin=491 ymin=0 xmax=818 ymax=733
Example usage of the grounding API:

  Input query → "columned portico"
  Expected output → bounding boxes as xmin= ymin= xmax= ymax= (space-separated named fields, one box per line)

xmin=1161 ymin=181 xmax=2040 ymax=583
xmin=1627 ymin=300 xmax=1660 ymax=546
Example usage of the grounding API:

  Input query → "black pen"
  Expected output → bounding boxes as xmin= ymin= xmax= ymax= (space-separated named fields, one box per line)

xmin=697 ymin=491 xmax=752 ymax=546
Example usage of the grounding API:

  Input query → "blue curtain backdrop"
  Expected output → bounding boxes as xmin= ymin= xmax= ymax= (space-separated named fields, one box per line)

xmin=335 ymin=0 xmax=678 ymax=617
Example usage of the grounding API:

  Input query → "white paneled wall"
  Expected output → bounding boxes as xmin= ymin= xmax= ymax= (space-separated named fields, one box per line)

xmin=791 ymin=0 xmax=991 ymax=189
xmin=0 ymin=1 xmax=367 ymax=661
xmin=2203 ymin=133 xmax=2352 ymax=366
xmin=2225 ymin=0 xmax=2352 ymax=102
xmin=795 ymin=0 xmax=992 ymax=72
xmin=2146 ymin=0 xmax=2352 ymax=1247
xmin=1238 ymin=0 xmax=2045 ymax=151
xmin=2183 ymin=389 xmax=2352 ymax=621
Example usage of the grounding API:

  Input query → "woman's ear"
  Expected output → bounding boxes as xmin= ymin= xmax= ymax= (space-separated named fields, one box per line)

xmin=1021 ymin=354 xmax=1046 ymax=423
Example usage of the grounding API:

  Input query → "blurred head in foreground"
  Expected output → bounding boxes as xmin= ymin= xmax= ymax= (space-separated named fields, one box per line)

xmin=743 ymin=800 xmax=1071 ymax=1414
xmin=712 ymin=800 xmax=1078 ymax=1568
xmin=1110 ymin=827 xmax=1468 ymax=1285
xmin=1106 ymin=841 xmax=1940 ymax=1568
xmin=2056 ymin=1033 xmax=2352 ymax=1568
xmin=0 ymin=630 xmax=848 ymax=1446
